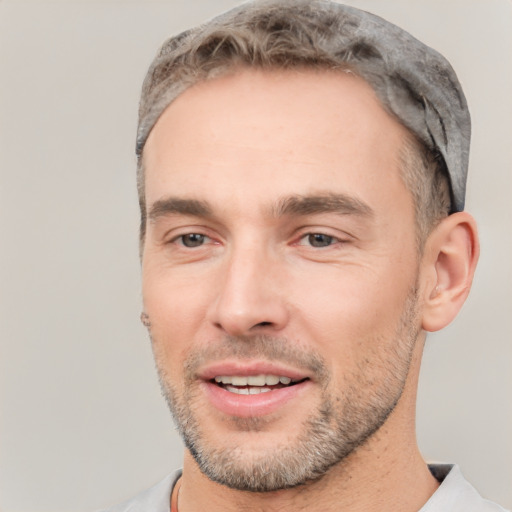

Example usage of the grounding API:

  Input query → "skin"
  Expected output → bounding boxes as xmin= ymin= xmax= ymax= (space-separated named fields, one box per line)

xmin=141 ymin=68 xmax=479 ymax=512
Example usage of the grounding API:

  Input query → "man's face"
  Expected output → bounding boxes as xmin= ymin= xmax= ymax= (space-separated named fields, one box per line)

xmin=141 ymin=69 xmax=423 ymax=491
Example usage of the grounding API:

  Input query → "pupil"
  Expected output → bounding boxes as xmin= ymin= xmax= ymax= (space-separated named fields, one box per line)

xmin=183 ymin=233 xmax=204 ymax=247
xmin=309 ymin=234 xmax=332 ymax=247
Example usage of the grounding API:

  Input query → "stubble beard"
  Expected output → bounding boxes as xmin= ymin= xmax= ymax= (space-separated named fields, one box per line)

xmin=152 ymin=288 xmax=420 ymax=492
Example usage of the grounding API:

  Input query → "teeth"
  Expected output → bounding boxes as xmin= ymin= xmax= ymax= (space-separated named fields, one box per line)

xmin=214 ymin=374 xmax=295 ymax=386
xmin=226 ymin=386 xmax=272 ymax=395
xmin=265 ymin=375 xmax=279 ymax=385
xmin=247 ymin=375 xmax=266 ymax=386
xmin=249 ymin=387 xmax=271 ymax=394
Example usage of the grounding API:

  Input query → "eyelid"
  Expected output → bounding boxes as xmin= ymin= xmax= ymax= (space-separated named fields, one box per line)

xmin=297 ymin=233 xmax=342 ymax=247
xmin=168 ymin=231 xmax=206 ymax=240
xmin=154 ymin=212 xmax=223 ymax=237
xmin=291 ymin=226 xmax=353 ymax=245
xmin=159 ymin=225 xmax=221 ymax=249
xmin=162 ymin=223 xmax=212 ymax=239
xmin=172 ymin=232 xmax=211 ymax=245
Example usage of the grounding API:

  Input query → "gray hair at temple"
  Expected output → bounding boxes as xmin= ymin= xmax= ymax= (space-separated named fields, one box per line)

xmin=136 ymin=0 xmax=470 ymax=247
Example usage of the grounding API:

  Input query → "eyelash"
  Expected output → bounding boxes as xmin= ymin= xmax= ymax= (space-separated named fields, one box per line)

xmin=169 ymin=231 xmax=345 ymax=250
xmin=296 ymin=232 xmax=344 ymax=248
xmin=173 ymin=233 xmax=213 ymax=248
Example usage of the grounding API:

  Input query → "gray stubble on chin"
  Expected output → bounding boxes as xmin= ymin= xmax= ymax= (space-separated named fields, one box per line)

xmin=152 ymin=292 xmax=419 ymax=492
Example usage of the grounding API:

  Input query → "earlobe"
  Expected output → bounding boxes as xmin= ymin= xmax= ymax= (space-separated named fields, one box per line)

xmin=421 ymin=212 xmax=479 ymax=332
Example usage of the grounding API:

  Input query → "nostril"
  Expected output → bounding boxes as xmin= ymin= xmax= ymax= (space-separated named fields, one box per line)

xmin=255 ymin=321 xmax=272 ymax=327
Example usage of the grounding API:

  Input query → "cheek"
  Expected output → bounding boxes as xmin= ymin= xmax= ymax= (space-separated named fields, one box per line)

xmin=142 ymin=268 xmax=212 ymax=363
xmin=289 ymin=261 xmax=416 ymax=353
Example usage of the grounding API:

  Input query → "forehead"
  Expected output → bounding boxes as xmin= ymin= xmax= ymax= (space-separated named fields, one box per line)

xmin=142 ymin=68 xmax=411 ymax=215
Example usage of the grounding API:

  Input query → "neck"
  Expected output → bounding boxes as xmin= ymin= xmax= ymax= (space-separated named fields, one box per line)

xmin=177 ymin=339 xmax=439 ymax=512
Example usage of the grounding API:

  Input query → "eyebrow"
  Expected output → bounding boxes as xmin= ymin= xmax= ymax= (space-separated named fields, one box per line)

xmin=147 ymin=192 xmax=373 ymax=223
xmin=148 ymin=197 xmax=213 ymax=222
xmin=271 ymin=193 xmax=374 ymax=218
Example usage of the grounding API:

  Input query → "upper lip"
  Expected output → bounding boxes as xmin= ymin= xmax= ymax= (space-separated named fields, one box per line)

xmin=197 ymin=360 xmax=311 ymax=382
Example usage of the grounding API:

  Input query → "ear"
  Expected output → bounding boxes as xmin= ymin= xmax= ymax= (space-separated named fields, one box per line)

xmin=421 ymin=212 xmax=479 ymax=332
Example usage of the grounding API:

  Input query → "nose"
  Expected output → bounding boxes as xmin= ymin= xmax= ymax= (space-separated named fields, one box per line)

xmin=208 ymin=243 xmax=290 ymax=337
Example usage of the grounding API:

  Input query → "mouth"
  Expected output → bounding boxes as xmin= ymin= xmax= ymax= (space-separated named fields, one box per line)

xmin=211 ymin=374 xmax=308 ymax=395
xmin=199 ymin=363 xmax=312 ymax=418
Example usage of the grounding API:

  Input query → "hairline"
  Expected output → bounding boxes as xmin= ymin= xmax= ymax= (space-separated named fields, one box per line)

xmin=137 ymin=66 xmax=446 ymax=257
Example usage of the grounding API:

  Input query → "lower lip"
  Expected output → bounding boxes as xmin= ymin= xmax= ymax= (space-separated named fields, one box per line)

xmin=201 ymin=380 xmax=311 ymax=418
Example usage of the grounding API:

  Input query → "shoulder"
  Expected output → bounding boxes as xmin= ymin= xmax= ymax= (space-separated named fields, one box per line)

xmin=98 ymin=470 xmax=181 ymax=512
xmin=422 ymin=464 xmax=509 ymax=512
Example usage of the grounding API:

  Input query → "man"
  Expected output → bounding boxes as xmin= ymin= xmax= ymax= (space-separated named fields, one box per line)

xmin=104 ymin=1 xmax=507 ymax=510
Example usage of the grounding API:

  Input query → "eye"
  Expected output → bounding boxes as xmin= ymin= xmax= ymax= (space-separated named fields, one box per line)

xmin=177 ymin=233 xmax=209 ymax=248
xmin=301 ymin=233 xmax=337 ymax=248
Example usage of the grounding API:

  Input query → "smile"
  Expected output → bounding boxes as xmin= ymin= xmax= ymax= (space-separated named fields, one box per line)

xmin=199 ymin=365 xmax=312 ymax=417
xmin=213 ymin=374 xmax=306 ymax=395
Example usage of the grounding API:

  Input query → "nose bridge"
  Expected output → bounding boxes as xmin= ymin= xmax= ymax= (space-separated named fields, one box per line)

xmin=211 ymin=236 xmax=288 ymax=336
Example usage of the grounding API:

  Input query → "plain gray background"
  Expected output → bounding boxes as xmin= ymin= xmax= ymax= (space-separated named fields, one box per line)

xmin=1 ymin=0 xmax=510 ymax=510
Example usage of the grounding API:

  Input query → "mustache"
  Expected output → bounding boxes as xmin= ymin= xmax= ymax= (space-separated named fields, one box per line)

xmin=182 ymin=334 xmax=329 ymax=382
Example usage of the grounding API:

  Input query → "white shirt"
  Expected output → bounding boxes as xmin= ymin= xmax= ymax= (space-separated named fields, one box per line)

xmin=99 ymin=464 xmax=508 ymax=512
